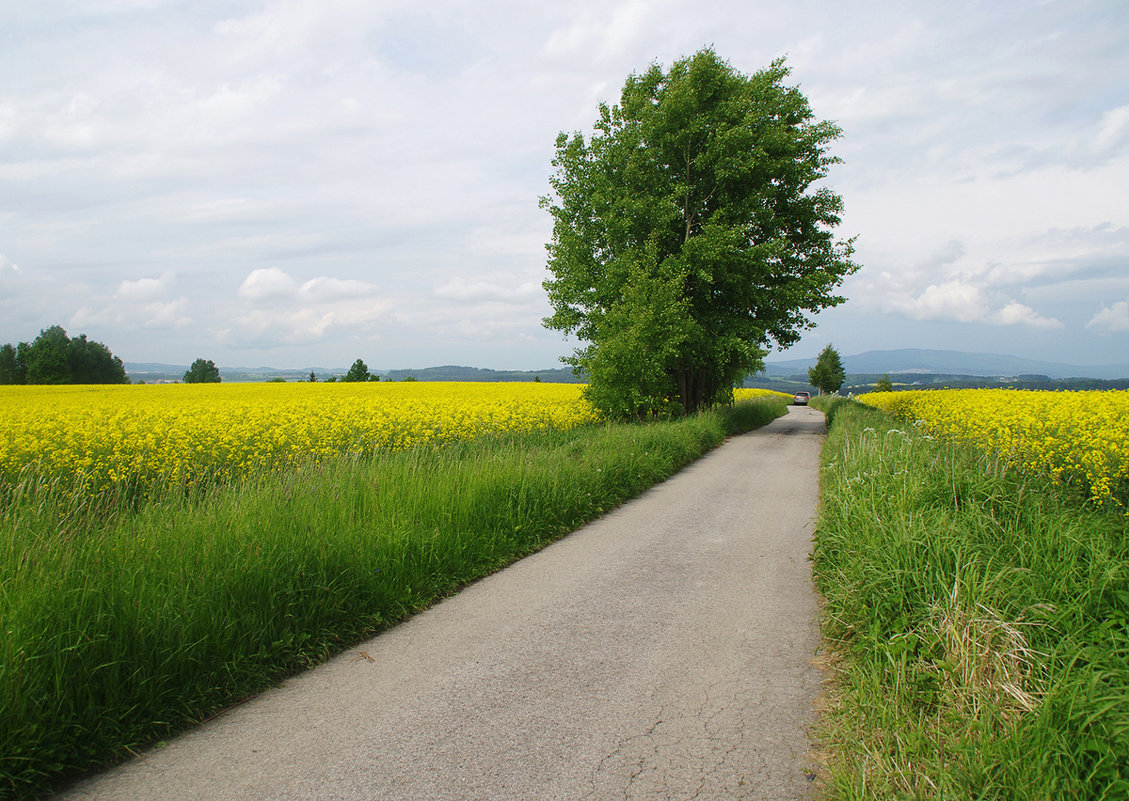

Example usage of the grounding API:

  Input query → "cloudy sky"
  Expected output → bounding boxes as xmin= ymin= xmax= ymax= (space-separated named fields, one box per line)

xmin=2 ymin=0 xmax=1127 ymax=370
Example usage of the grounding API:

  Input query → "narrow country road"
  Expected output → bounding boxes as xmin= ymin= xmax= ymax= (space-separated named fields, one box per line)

xmin=57 ymin=405 xmax=826 ymax=801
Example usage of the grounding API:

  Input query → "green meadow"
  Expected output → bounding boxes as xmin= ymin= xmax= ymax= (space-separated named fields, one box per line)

xmin=811 ymin=398 xmax=1128 ymax=800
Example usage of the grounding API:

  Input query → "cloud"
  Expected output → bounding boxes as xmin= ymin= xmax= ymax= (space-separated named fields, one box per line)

xmin=433 ymin=277 xmax=541 ymax=304
xmin=1087 ymin=298 xmax=1129 ymax=334
xmin=115 ymin=271 xmax=175 ymax=302
xmin=139 ymin=298 xmax=193 ymax=328
xmin=238 ymin=268 xmax=381 ymax=304
xmin=541 ymin=0 xmax=667 ymax=65
xmin=71 ymin=298 xmax=193 ymax=330
xmin=992 ymin=302 xmax=1063 ymax=329
xmin=893 ymin=280 xmax=990 ymax=323
xmin=226 ymin=308 xmax=338 ymax=344
xmin=225 ymin=267 xmax=387 ymax=346
xmin=72 ymin=271 xmax=193 ymax=330
xmin=887 ymin=280 xmax=1063 ymax=329
xmin=238 ymin=267 xmax=300 ymax=301
xmin=301 ymin=276 xmax=382 ymax=303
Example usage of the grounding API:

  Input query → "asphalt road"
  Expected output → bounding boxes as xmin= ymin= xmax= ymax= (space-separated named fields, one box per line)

xmin=57 ymin=405 xmax=826 ymax=801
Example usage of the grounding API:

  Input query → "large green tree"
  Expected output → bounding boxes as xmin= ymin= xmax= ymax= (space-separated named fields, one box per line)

xmin=808 ymin=344 xmax=846 ymax=395
xmin=542 ymin=49 xmax=857 ymax=418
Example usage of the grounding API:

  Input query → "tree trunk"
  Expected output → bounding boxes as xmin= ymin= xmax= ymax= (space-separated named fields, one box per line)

xmin=675 ymin=364 xmax=708 ymax=415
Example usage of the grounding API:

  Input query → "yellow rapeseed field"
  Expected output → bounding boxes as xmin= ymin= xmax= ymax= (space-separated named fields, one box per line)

xmin=0 ymin=382 xmax=601 ymax=498
xmin=0 ymin=383 xmax=790 ymax=501
xmin=861 ymin=388 xmax=1129 ymax=508
xmin=734 ymin=388 xmax=795 ymax=403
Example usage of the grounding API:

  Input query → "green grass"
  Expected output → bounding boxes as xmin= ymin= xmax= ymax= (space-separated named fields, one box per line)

xmin=810 ymin=398 xmax=1129 ymax=800
xmin=0 ymin=398 xmax=785 ymax=800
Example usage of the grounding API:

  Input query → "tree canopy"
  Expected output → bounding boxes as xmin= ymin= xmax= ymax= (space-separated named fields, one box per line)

xmin=542 ymin=48 xmax=856 ymax=418
xmin=0 ymin=326 xmax=127 ymax=385
xmin=808 ymin=344 xmax=846 ymax=395
xmin=183 ymin=358 xmax=222 ymax=384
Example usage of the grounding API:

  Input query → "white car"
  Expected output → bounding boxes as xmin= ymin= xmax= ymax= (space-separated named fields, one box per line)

xmin=793 ymin=391 xmax=811 ymax=405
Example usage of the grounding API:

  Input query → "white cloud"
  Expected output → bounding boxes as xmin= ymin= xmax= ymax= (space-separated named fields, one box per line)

xmin=139 ymin=298 xmax=193 ymax=329
xmin=885 ymin=279 xmax=1063 ymax=329
xmin=1087 ymin=299 xmax=1129 ymax=334
xmin=238 ymin=268 xmax=381 ymax=304
xmin=893 ymin=280 xmax=990 ymax=323
xmin=992 ymin=302 xmax=1063 ymax=329
xmin=71 ymin=271 xmax=193 ymax=330
xmin=238 ymin=267 xmax=300 ymax=302
xmin=225 ymin=267 xmax=386 ymax=346
xmin=434 ymin=277 xmax=541 ymax=304
xmin=301 ymin=276 xmax=381 ymax=303
xmin=69 ymin=305 xmax=116 ymax=328
xmin=115 ymin=271 xmax=175 ymax=302
xmin=228 ymin=308 xmax=338 ymax=344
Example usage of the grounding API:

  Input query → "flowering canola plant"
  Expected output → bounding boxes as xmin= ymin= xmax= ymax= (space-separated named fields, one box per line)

xmin=733 ymin=388 xmax=795 ymax=403
xmin=860 ymin=389 xmax=1129 ymax=508
xmin=0 ymin=382 xmax=601 ymax=499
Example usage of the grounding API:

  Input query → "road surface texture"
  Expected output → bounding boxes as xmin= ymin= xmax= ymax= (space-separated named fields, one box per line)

xmin=56 ymin=405 xmax=826 ymax=801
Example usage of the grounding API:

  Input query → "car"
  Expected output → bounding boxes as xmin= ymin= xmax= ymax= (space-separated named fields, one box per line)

xmin=793 ymin=391 xmax=811 ymax=405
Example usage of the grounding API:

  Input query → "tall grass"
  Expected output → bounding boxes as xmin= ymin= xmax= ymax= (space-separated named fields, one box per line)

xmin=811 ymin=398 xmax=1129 ymax=800
xmin=0 ymin=398 xmax=785 ymax=800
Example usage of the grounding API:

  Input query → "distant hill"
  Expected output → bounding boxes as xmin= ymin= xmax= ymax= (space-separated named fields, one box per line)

xmin=125 ymin=363 xmax=580 ymax=383
xmin=124 ymin=363 xmax=347 ymax=383
xmin=762 ymin=349 xmax=1129 ymax=381
xmin=380 ymin=365 xmax=581 ymax=383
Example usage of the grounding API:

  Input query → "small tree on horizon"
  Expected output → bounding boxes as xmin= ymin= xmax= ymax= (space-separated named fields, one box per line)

xmin=183 ymin=358 xmax=221 ymax=383
xmin=808 ymin=345 xmax=845 ymax=395
xmin=875 ymin=373 xmax=893 ymax=392
xmin=343 ymin=359 xmax=372 ymax=383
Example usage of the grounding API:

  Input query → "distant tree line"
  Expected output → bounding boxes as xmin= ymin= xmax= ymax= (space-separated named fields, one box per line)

xmin=0 ymin=325 xmax=127 ymax=385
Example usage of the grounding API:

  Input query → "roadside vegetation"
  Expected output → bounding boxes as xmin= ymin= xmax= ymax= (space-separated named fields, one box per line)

xmin=811 ymin=396 xmax=1128 ymax=799
xmin=863 ymin=388 xmax=1128 ymax=509
xmin=0 ymin=391 xmax=787 ymax=800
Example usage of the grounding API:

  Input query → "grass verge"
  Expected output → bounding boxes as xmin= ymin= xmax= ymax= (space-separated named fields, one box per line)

xmin=1 ymin=397 xmax=785 ymax=800
xmin=810 ymin=398 xmax=1129 ymax=800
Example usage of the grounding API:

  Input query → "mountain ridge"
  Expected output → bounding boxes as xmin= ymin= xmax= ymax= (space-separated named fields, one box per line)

xmin=763 ymin=348 xmax=1129 ymax=381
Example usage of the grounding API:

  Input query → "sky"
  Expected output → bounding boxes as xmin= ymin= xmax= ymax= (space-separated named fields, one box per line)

xmin=1 ymin=0 xmax=1127 ymax=371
